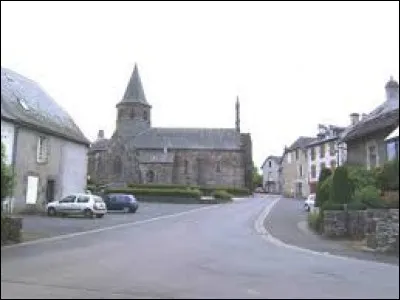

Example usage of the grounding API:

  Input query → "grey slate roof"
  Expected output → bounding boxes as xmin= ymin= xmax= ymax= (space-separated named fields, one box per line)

xmin=138 ymin=152 xmax=175 ymax=164
xmin=120 ymin=64 xmax=148 ymax=105
xmin=341 ymin=99 xmax=399 ymax=142
xmin=89 ymin=138 xmax=110 ymax=152
xmin=133 ymin=128 xmax=242 ymax=150
xmin=1 ymin=67 xmax=90 ymax=145
xmin=288 ymin=136 xmax=316 ymax=151
xmin=261 ymin=155 xmax=282 ymax=169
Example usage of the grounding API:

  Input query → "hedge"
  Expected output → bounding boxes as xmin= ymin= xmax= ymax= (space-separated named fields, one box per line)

xmin=347 ymin=202 xmax=368 ymax=210
xmin=321 ymin=201 xmax=344 ymax=211
xmin=212 ymin=190 xmax=233 ymax=201
xmin=105 ymin=188 xmax=202 ymax=199
xmin=127 ymin=184 xmax=250 ymax=196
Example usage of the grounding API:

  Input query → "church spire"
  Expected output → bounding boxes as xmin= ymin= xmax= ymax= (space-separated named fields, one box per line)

xmin=235 ymin=96 xmax=240 ymax=133
xmin=121 ymin=63 xmax=148 ymax=105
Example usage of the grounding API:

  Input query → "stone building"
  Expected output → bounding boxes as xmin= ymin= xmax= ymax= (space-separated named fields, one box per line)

xmin=88 ymin=65 xmax=253 ymax=189
xmin=341 ymin=77 xmax=399 ymax=169
xmin=260 ymin=155 xmax=281 ymax=193
xmin=1 ymin=67 xmax=90 ymax=213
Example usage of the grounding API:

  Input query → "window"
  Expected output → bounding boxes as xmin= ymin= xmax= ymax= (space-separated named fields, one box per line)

xmin=310 ymin=147 xmax=316 ymax=161
xmin=368 ymin=145 xmax=377 ymax=168
xmin=77 ymin=196 xmax=90 ymax=203
xmin=60 ymin=195 xmax=76 ymax=203
xmin=268 ymin=161 xmax=272 ymax=168
xmin=311 ymin=165 xmax=317 ymax=179
xmin=216 ymin=161 xmax=221 ymax=173
xmin=320 ymin=162 xmax=326 ymax=171
xmin=146 ymin=170 xmax=155 ymax=183
xmin=298 ymin=165 xmax=303 ymax=177
xmin=387 ymin=140 xmax=399 ymax=161
xmin=329 ymin=141 xmax=336 ymax=156
xmin=295 ymin=149 xmax=299 ymax=160
xmin=330 ymin=160 xmax=336 ymax=169
xmin=320 ymin=144 xmax=325 ymax=158
xmin=143 ymin=111 xmax=148 ymax=121
xmin=184 ymin=160 xmax=189 ymax=174
xmin=130 ymin=109 xmax=135 ymax=119
xmin=287 ymin=152 xmax=292 ymax=163
xmin=37 ymin=136 xmax=48 ymax=163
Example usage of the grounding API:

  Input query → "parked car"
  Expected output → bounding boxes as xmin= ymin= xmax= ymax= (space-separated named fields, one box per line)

xmin=304 ymin=193 xmax=316 ymax=212
xmin=103 ymin=194 xmax=139 ymax=213
xmin=46 ymin=193 xmax=107 ymax=218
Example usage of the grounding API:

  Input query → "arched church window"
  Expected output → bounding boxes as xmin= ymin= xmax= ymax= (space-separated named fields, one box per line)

xmin=184 ymin=160 xmax=189 ymax=174
xmin=130 ymin=108 xmax=135 ymax=119
xmin=113 ymin=156 xmax=122 ymax=174
xmin=143 ymin=110 xmax=148 ymax=121
xmin=216 ymin=161 xmax=221 ymax=173
xmin=146 ymin=170 xmax=155 ymax=183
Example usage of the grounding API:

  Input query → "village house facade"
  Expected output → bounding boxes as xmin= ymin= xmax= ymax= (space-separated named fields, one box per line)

xmin=1 ymin=68 xmax=90 ymax=213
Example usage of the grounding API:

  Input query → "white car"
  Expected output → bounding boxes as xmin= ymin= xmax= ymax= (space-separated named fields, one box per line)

xmin=46 ymin=193 xmax=107 ymax=218
xmin=304 ymin=193 xmax=316 ymax=212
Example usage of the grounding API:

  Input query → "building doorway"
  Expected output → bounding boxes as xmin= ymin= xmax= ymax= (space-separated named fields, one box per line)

xmin=46 ymin=179 xmax=55 ymax=203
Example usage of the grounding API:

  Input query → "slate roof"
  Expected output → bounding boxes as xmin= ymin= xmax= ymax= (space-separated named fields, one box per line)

xmin=119 ymin=64 xmax=148 ymax=106
xmin=261 ymin=155 xmax=282 ymax=169
xmin=138 ymin=152 xmax=175 ymax=164
xmin=287 ymin=136 xmax=316 ymax=151
xmin=89 ymin=138 xmax=110 ymax=152
xmin=133 ymin=128 xmax=242 ymax=150
xmin=341 ymin=98 xmax=399 ymax=142
xmin=1 ymin=67 xmax=90 ymax=145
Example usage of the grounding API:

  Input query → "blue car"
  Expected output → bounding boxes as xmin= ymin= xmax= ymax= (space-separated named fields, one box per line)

xmin=103 ymin=194 xmax=139 ymax=213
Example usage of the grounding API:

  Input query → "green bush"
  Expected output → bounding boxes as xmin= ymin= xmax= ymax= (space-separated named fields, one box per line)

xmin=315 ymin=176 xmax=332 ymax=207
xmin=353 ymin=185 xmax=384 ymax=208
xmin=347 ymin=165 xmax=378 ymax=194
xmin=315 ymin=167 xmax=332 ymax=208
xmin=1 ymin=216 xmax=22 ymax=244
xmin=200 ymin=186 xmax=250 ymax=196
xmin=308 ymin=210 xmax=323 ymax=233
xmin=321 ymin=201 xmax=344 ymax=211
xmin=127 ymin=183 xmax=199 ymax=190
xmin=105 ymin=188 xmax=202 ymax=199
xmin=1 ymin=142 xmax=14 ymax=205
xmin=347 ymin=201 xmax=368 ymax=210
xmin=330 ymin=166 xmax=352 ymax=204
xmin=376 ymin=159 xmax=399 ymax=192
xmin=212 ymin=190 xmax=233 ymax=201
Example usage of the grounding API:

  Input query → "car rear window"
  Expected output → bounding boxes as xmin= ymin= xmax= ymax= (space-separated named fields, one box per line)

xmin=94 ymin=196 xmax=104 ymax=203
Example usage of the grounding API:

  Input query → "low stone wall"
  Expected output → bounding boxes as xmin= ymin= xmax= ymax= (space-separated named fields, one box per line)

xmin=1 ymin=215 xmax=23 ymax=245
xmin=136 ymin=195 xmax=201 ymax=204
xmin=322 ymin=209 xmax=399 ymax=254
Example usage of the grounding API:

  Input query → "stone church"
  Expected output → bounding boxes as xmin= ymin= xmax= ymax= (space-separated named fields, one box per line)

xmin=87 ymin=65 xmax=253 ymax=189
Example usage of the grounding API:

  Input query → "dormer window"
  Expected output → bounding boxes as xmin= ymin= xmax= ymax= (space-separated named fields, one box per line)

xmin=17 ymin=98 xmax=29 ymax=110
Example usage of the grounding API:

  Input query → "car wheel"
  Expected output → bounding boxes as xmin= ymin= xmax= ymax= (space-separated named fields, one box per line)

xmin=84 ymin=209 xmax=93 ymax=218
xmin=131 ymin=207 xmax=138 ymax=213
xmin=47 ymin=207 xmax=56 ymax=217
xmin=95 ymin=214 xmax=104 ymax=218
xmin=123 ymin=207 xmax=130 ymax=213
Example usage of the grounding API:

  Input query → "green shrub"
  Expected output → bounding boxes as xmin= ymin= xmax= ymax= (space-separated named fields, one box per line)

xmin=315 ymin=176 xmax=332 ymax=207
xmin=347 ymin=201 xmax=368 ymax=210
xmin=330 ymin=166 xmax=352 ymax=204
xmin=308 ymin=210 xmax=323 ymax=233
xmin=321 ymin=201 xmax=344 ymax=211
xmin=1 ymin=142 xmax=14 ymax=205
xmin=200 ymin=186 xmax=250 ymax=196
xmin=1 ymin=216 xmax=22 ymax=244
xmin=212 ymin=190 xmax=233 ymax=201
xmin=347 ymin=165 xmax=378 ymax=195
xmin=382 ymin=191 xmax=399 ymax=208
xmin=353 ymin=185 xmax=383 ymax=207
xmin=127 ymin=183 xmax=199 ymax=190
xmin=105 ymin=188 xmax=202 ymax=199
xmin=376 ymin=159 xmax=399 ymax=192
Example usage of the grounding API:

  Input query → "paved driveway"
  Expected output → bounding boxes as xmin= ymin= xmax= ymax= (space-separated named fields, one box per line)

xmin=2 ymin=196 xmax=399 ymax=299
xmin=19 ymin=202 xmax=210 ymax=239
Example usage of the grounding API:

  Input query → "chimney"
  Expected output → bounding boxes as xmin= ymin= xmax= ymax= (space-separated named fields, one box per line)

xmin=350 ymin=113 xmax=360 ymax=126
xmin=385 ymin=76 xmax=399 ymax=101
xmin=97 ymin=130 xmax=105 ymax=139
xmin=361 ymin=113 xmax=368 ymax=120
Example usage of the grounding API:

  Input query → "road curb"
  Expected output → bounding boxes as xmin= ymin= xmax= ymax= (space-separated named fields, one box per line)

xmin=254 ymin=197 xmax=398 ymax=267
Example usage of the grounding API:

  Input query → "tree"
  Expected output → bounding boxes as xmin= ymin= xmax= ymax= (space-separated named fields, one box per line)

xmin=1 ymin=142 xmax=14 ymax=205
xmin=329 ymin=166 xmax=352 ymax=204
xmin=252 ymin=164 xmax=262 ymax=190
xmin=315 ymin=168 xmax=332 ymax=207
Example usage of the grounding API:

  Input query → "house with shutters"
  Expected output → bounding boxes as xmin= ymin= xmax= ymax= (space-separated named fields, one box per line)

xmin=1 ymin=67 xmax=90 ymax=213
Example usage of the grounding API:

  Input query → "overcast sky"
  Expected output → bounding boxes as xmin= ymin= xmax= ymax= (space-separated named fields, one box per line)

xmin=1 ymin=1 xmax=399 ymax=168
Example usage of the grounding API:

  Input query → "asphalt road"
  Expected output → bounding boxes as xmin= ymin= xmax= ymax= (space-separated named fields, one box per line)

xmin=1 ymin=196 xmax=399 ymax=299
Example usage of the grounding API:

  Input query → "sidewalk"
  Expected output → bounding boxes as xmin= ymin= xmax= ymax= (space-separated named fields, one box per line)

xmin=264 ymin=197 xmax=399 ymax=265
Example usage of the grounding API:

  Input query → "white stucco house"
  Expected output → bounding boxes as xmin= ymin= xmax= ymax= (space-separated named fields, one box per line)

xmin=1 ymin=67 xmax=90 ymax=213
xmin=260 ymin=155 xmax=281 ymax=193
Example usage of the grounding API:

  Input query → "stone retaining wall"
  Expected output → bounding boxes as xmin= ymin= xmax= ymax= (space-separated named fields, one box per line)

xmin=322 ymin=209 xmax=399 ymax=254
